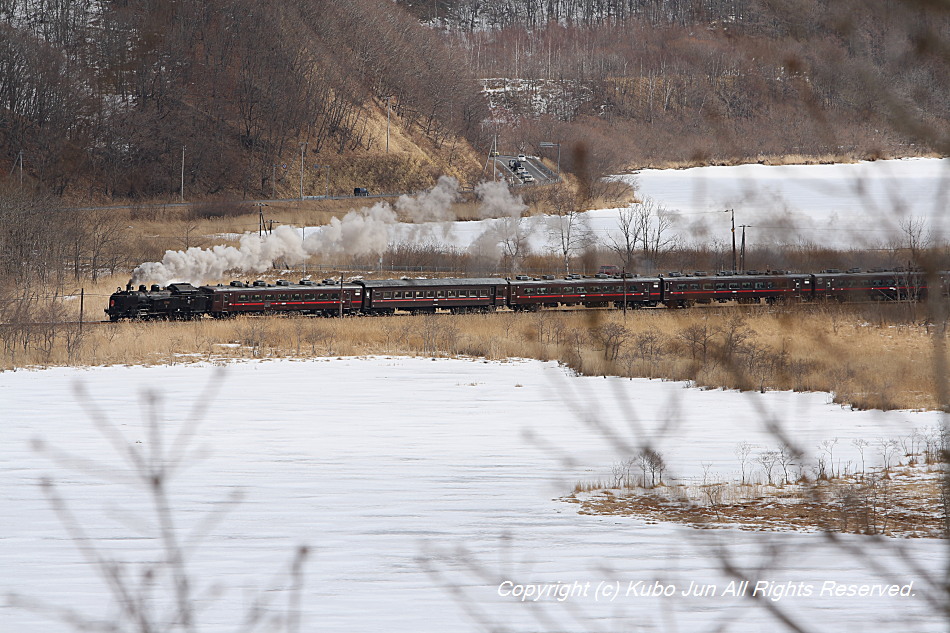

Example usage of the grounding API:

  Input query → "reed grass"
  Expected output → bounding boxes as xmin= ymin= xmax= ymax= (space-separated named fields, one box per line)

xmin=3 ymin=279 xmax=943 ymax=411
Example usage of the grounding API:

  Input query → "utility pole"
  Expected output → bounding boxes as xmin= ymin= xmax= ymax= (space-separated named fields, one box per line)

xmin=299 ymin=142 xmax=307 ymax=200
xmin=739 ymin=224 xmax=750 ymax=272
xmin=386 ymin=96 xmax=392 ymax=154
xmin=180 ymin=146 xmax=185 ymax=202
xmin=255 ymin=202 xmax=267 ymax=237
xmin=492 ymin=134 xmax=497 ymax=180
xmin=622 ymin=268 xmax=627 ymax=319
xmin=725 ymin=209 xmax=736 ymax=272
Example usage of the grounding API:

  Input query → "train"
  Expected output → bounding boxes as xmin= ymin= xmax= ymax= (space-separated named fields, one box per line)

xmin=105 ymin=268 xmax=941 ymax=321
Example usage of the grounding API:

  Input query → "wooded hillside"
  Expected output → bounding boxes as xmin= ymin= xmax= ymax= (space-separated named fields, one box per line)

xmin=0 ymin=0 xmax=489 ymax=200
xmin=1 ymin=0 xmax=947 ymax=200
xmin=406 ymin=0 xmax=949 ymax=170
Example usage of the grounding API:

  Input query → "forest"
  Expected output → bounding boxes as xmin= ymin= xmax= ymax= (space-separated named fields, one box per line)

xmin=0 ymin=0 xmax=489 ymax=199
xmin=415 ymin=0 xmax=949 ymax=171
xmin=0 ymin=0 xmax=946 ymax=203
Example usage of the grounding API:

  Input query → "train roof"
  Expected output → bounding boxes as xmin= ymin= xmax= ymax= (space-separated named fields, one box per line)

xmin=201 ymin=279 xmax=361 ymax=292
xmin=357 ymin=278 xmax=506 ymax=288
xmin=509 ymin=275 xmax=659 ymax=285
xmin=660 ymin=271 xmax=810 ymax=279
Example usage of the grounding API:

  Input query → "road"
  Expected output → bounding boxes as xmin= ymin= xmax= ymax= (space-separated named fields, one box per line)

xmin=490 ymin=154 xmax=558 ymax=187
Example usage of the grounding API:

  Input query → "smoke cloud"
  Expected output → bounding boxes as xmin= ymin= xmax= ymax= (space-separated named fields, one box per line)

xmin=465 ymin=181 xmax=531 ymax=264
xmin=132 ymin=203 xmax=397 ymax=285
xmin=130 ymin=179 xmax=531 ymax=285
xmin=395 ymin=175 xmax=460 ymax=222
xmin=474 ymin=180 xmax=528 ymax=219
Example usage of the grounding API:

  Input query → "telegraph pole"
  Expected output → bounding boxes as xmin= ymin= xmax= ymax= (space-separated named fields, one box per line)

xmin=725 ymin=209 xmax=736 ymax=272
xmin=739 ymin=224 xmax=750 ymax=272
xmin=386 ymin=96 xmax=392 ymax=154
xmin=180 ymin=146 xmax=185 ymax=202
xmin=622 ymin=268 xmax=627 ymax=318
xmin=299 ymin=142 xmax=308 ymax=200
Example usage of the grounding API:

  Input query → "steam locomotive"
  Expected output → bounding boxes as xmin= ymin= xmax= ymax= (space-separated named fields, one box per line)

xmin=105 ymin=268 xmax=940 ymax=322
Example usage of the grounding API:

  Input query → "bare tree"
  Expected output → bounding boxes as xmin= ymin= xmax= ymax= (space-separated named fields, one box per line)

xmin=545 ymin=185 xmax=592 ymax=274
xmin=606 ymin=203 xmax=644 ymax=271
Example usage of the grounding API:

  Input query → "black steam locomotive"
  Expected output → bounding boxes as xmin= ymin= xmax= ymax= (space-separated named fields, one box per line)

xmin=105 ymin=268 xmax=940 ymax=322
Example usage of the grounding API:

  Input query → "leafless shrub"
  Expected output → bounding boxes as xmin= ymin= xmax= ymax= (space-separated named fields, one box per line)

xmin=10 ymin=375 xmax=310 ymax=632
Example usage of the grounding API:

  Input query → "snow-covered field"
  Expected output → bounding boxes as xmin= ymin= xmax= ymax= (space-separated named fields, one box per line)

xmin=390 ymin=157 xmax=950 ymax=252
xmin=629 ymin=157 xmax=950 ymax=249
xmin=2 ymin=357 xmax=946 ymax=632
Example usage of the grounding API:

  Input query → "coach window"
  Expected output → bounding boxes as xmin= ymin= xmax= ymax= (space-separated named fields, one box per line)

xmin=448 ymin=290 xmax=456 ymax=297
xmin=728 ymin=283 xmax=739 ymax=290
xmin=703 ymin=284 xmax=713 ymax=290
xmin=457 ymin=289 xmax=466 ymax=297
xmin=690 ymin=283 xmax=699 ymax=290
xmin=253 ymin=294 xmax=261 ymax=300
xmin=239 ymin=294 xmax=248 ymax=300
xmin=564 ymin=287 xmax=573 ymax=293
xmin=424 ymin=290 xmax=433 ymax=298
xmin=383 ymin=291 xmax=392 ymax=299
xmin=677 ymin=284 xmax=687 ymax=291
xmin=437 ymin=290 xmax=445 ymax=298
xmin=715 ymin=283 xmax=726 ymax=290
xmin=392 ymin=291 xmax=401 ymax=299
xmin=479 ymin=289 xmax=488 ymax=297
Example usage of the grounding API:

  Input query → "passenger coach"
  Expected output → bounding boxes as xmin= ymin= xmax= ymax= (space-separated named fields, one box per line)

xmin=204 ymin=279 xmax=362 ymax=317
xmin=661 ymin=271 xmax=812 ymax=307
xmin=507 ymin=274 xmax=661 ymax=310
xmin=356 ymin=278 xmax=506 ymax=314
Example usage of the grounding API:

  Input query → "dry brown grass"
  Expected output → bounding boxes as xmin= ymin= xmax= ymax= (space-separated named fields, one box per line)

xmin=3 ymin=278 xmax=945 ymax=412
xmin=565 ymin=462 xmax=946 ymax=539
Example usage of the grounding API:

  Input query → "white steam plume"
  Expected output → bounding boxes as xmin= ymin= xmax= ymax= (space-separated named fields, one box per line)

xmin=132 ymin=203 xmax=397 ymax=285
xmin=466 ymin=181 xmax=531 ymax=263
xmin=474 ymin=180 xmax=527 ymax=219
xmin=130 ymin=180 xmax=530 ymax=286
xmin=395 ymin=175 xmax=460 ymax=222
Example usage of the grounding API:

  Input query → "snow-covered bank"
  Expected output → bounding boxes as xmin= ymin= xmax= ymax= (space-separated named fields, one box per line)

xmin=2 ymin=357 xmax=945 ymax=631
xmin=377 ymin=157 xmax=950 ymax=253
xmin=629 ymin=157 xmax=950 ymax=249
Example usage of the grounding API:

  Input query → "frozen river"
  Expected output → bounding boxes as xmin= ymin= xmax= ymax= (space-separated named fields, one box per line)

xmin=2 ymin=357 xmax=946 ymax=632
